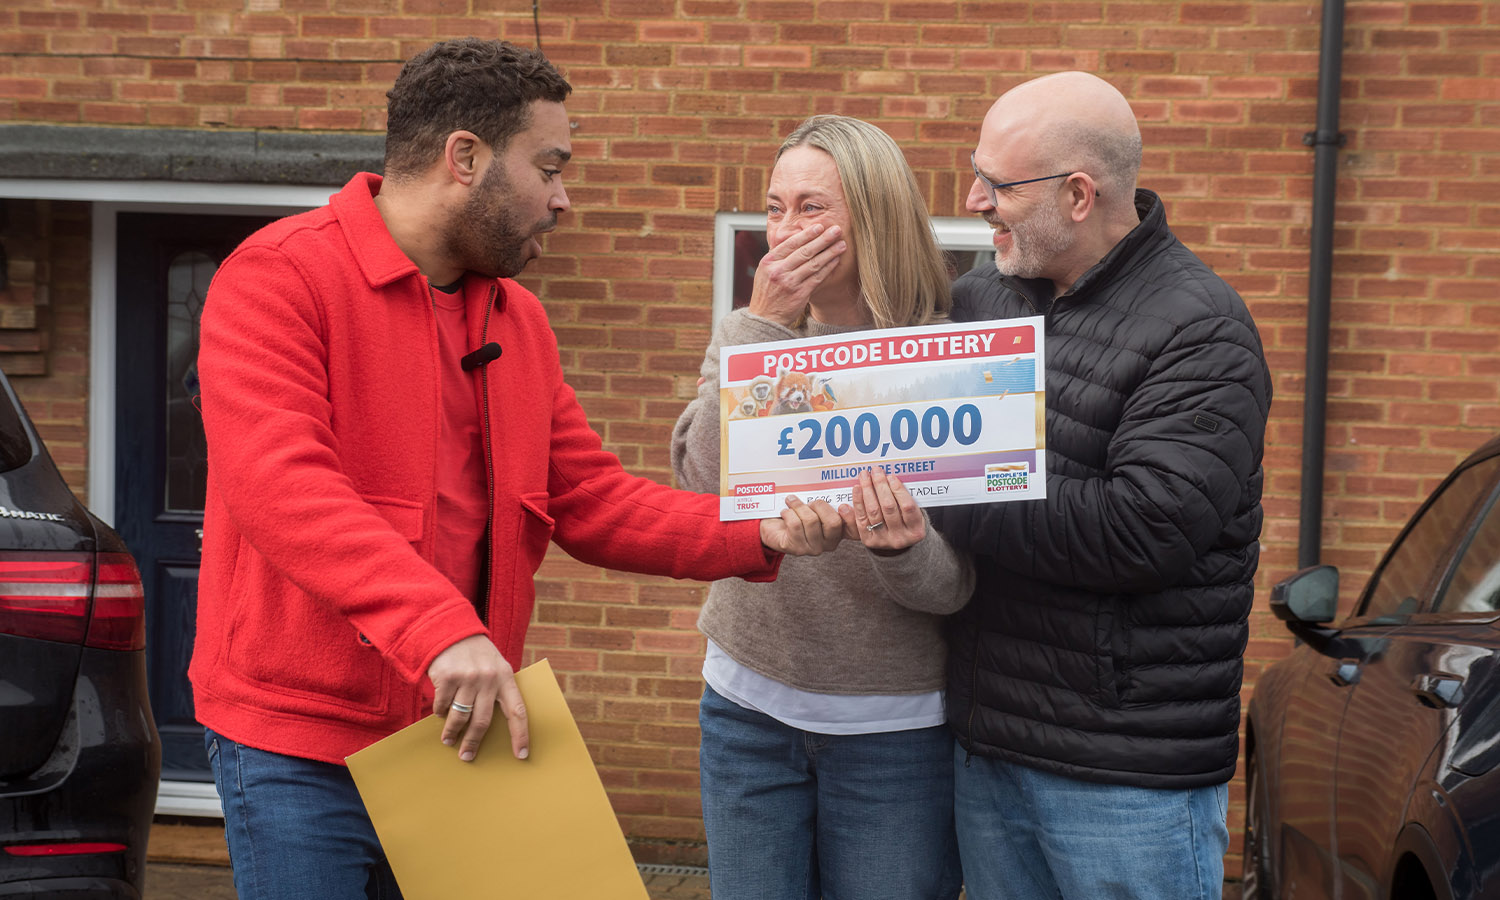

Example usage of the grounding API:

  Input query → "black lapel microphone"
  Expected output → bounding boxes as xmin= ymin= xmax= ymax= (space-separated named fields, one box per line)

xmin=460 ymin=342 xmax=502 ymax=371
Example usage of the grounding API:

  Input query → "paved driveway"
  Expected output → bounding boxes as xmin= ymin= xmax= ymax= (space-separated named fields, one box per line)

xmin=145 ymin=861 xmax=711 ymax=899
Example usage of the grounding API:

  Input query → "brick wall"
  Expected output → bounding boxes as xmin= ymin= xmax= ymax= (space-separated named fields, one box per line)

xmin=0 ymin=199 xmax=91 ymax=489
xmin=3 ymin=0 xmax=1498 ymax=874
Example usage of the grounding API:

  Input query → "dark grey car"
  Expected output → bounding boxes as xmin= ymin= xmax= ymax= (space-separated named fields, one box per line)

xmin=0 ymin=370 xmax=159 ymax=899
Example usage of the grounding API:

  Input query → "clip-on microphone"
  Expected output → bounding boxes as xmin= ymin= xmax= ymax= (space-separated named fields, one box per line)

xmin=460 ymin=342 xmax=502 ymax=371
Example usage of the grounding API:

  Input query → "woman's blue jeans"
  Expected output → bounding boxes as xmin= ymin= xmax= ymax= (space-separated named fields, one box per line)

xmin=205 ymin=729 xmax=404 ymax=900
xmin=954 ymin=746 xmax=1230 ymax=900
xmin=698 ymin=685 xmax=962 ymax=900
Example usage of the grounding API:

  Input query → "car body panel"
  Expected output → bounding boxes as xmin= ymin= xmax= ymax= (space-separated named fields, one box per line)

xmin=1248 ymin=433 xmax=1500 ymax=900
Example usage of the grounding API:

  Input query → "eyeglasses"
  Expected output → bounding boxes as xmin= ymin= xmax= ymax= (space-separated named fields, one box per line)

xmin=970 ymin=151 xmax=1076 ymax=206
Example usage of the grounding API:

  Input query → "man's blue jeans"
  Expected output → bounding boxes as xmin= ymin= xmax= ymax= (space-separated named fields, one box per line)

xmin=205 ymin=729 xmax=404 ymax=900
xmin=954 ymin=746 xmax=1229 ymax=900
xmin=698 ymin=685 xmax=962 ymax=900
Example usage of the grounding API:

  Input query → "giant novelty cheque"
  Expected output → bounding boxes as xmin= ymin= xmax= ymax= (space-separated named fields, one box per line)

xmin=718 ymin=317 xmax=1046 ymax=521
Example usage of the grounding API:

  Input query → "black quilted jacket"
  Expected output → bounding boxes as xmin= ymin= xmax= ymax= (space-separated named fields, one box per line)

xmin=932 ymin=189 xmax=1272 ymax=789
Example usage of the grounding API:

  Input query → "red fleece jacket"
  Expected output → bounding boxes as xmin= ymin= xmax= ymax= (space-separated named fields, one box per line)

xmin=190 ymin=173 xmax=778 ymax=764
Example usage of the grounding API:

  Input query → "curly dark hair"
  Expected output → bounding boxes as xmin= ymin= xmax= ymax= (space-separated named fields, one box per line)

xmin=383 ymin=39 xmax=572 ymax=179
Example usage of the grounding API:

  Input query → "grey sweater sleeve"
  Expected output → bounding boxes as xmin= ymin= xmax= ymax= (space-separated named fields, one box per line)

xmin=671 ymin=309 xmax=800 ymax=494
xmin=867 ymin=524 xmax=975 ymax=615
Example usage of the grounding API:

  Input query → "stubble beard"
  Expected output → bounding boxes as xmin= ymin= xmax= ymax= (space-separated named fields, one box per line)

xmin=992 ymin=200 xmax=1075 ymax=281
xmin=446 ymin=164 xmax=553 ymax=280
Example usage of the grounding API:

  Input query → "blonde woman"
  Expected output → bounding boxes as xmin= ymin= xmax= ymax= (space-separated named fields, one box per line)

xmin=672 ymin=115 xmax=972 ymax=899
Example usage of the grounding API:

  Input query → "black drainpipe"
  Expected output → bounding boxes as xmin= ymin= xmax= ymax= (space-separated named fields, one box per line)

xmin=1297 ymin=0 xmax=1347 ymax=569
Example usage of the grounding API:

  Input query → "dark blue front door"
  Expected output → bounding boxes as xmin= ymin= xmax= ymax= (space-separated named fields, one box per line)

xmin=114 ymin=212 xmax=274 ymax=781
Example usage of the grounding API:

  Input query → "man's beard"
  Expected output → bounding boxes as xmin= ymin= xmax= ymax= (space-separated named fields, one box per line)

xmin=445 ymin=164 xmax=555 ymax=279
xmin=990 ymin=199 xmax=1074 ymax=280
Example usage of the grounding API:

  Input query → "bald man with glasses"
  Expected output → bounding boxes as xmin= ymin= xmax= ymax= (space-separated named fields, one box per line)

xmin=930 ymin=71 xmax=1272 ymax=900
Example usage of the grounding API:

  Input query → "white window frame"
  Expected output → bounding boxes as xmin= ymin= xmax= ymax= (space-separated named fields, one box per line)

xmin=711 ymin=212 xmax=996 ymax=324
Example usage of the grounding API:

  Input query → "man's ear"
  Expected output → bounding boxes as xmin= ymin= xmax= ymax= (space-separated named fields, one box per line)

xmin=1066 ymin=173 xmax=1098 ymax=223
xmin=443 ymin=130 xmax=484 ymax=186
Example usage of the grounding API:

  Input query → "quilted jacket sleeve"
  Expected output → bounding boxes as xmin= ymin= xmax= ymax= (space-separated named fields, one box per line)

xmin=934 ymin=267 xmax=1271 ymax=593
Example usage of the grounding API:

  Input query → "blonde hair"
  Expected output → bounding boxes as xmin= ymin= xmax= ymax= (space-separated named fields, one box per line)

xmin=776 ymin=115 xmax=952 ymax=329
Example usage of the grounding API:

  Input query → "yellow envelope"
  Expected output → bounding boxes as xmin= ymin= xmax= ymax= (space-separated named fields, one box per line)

xmin=346 ymin=658 xmax=650 ymax=900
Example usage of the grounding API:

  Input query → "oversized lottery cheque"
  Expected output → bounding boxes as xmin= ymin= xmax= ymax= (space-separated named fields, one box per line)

xmin=718 ymin=317 xmax=1046 ymax=521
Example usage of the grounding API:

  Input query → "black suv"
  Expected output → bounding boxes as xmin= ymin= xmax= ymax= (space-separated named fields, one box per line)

xmin=0 ymin=371 xmax=159 ymax=898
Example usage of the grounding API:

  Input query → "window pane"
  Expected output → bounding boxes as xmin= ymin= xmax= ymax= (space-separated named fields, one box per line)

xmin=728 ymin=230 xmax=994 ymax=311
xmin=1436 ymin=475 xmax=1500 ymax=614
xmin=164 ymin=251 xmax=215 ymax=513
xmin=730 ymin=231 xmax=769 ymax=310
xmin=1361 ymin=458 xmax=1500 ymax=620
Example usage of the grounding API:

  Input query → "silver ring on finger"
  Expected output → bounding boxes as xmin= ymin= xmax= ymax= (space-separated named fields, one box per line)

xmin=866 ymin=521 xmax=886 ymax=532
xmin=449 ymin=701 xmax=474 ymax=714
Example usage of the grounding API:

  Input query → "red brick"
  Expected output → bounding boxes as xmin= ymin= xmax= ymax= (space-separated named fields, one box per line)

xmin=889 ymin=1 xmax=957 ymax=18
xmin=675 ymin=44 xmax=739 ymax=66
xmin=17 ymin=100 xmax=81 ymax=120
xmin=19 ymin=10 xmax=80 ymax=26
xmin=301 ymin=15 xmax=364 ymax=35
xmin=1144 ymin=29 xmax=1214 ymax=51
xmin=744 ymin=46 xmax=810 ymax=67
xmin=705 ymin=21 xmax=777 ymax=43
xmin=1444 ymin=78 xmax=1500 ymax=101
xmin=79 ymin=102 xmax=146 ymax=124
xmin=0 ymin=79 xmax=47 ymax=99
xmin=1409 ymin=3 xmax=1483 ymax=24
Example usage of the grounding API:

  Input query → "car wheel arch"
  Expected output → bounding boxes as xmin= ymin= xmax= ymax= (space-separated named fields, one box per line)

xmin=1243 ymin=727 xmax=1279 ymax=900
xmin=1385 ymin=823 xmax=1453 ymax=900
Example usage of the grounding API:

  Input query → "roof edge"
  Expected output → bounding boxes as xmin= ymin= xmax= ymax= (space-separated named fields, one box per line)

xmin=0 ymin=124 xmax=384 ymax=186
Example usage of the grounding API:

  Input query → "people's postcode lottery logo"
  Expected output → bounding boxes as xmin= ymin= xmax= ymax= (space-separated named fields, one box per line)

xmin=985 ymin=463 xmax=1031 ymax=493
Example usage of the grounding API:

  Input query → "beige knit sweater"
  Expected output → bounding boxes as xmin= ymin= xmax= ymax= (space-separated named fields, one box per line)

xmin=671 ymin=309 xmax=974 ymax=695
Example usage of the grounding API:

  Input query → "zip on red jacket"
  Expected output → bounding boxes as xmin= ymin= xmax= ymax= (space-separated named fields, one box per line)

xmin=191 ymin=173 xmax=780 ymax=765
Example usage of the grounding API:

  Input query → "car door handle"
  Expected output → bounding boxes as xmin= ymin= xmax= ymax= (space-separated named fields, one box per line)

xmin=1329 ymin=659 xmax=1361 ymax=686
xmin=1411 ymin=674 xmax=1465 ymax=708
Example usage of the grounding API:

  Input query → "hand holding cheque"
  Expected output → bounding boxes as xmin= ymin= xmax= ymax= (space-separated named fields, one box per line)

xmin=760 ymin=467 xmax=927 ymax=557
xmin=842 ymin=467 xmax=926 ymax=552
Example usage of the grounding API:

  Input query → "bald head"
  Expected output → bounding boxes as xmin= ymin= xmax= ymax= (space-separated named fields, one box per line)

xmin=982 ymin=72 xmax=1142 ymax=201
xmin=968 ymin=72 xmax=1145 ymax=296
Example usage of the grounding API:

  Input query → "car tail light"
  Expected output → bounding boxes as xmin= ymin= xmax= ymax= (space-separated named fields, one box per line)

xmin=0 ymin=551 xmax=146 ymax=650
xmin=86 ymin=553 xmax=146 ymax=651
xmin=3 ymin=842 xmax=128 ymax=856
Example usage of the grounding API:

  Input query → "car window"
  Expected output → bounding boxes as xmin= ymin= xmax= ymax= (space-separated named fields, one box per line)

xmin=1434 ymin=474 xmax=1500 ymax=614
xmin=0 ymin=392 xmax=32 ymax=473
xmin=1359 ymin=457 xmax=1500 ymax=620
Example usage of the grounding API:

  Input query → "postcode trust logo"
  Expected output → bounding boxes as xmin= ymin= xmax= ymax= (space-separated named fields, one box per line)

xmin=731 ymin=482 xmax=777 ymax=514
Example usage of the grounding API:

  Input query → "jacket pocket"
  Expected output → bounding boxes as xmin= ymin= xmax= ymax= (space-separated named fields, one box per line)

xmin=222 ymin=538 xmax=392 ymax=717
xmin=516 ymin=492 xmax=556 ymax=579
xmin=502 ymin=492 xmax=556 ymax=637
xmin=361 ymin=494 xmax=424 ymax=542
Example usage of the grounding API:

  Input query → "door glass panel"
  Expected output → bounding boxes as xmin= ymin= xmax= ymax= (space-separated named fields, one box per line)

xmin=1436 ymin=475 xmax=1500 ymax=614
xmin=1361 ymin=458 xmax=1500 ymax=620
xmin=164 ymin=251 xmax=214 ymax=513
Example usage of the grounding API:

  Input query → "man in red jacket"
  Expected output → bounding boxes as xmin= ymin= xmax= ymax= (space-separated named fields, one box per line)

xmin=192 ymin=39 xmax=849 ymax=900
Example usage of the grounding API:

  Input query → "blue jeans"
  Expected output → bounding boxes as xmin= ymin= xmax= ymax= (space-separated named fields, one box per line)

xmin=698 ymin=685 xmax=962 ymax=900
xmin=953 ymin=747 xmax=1229 ymax=900
xmin=205 ymin=729 xmax=404 ymax=900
